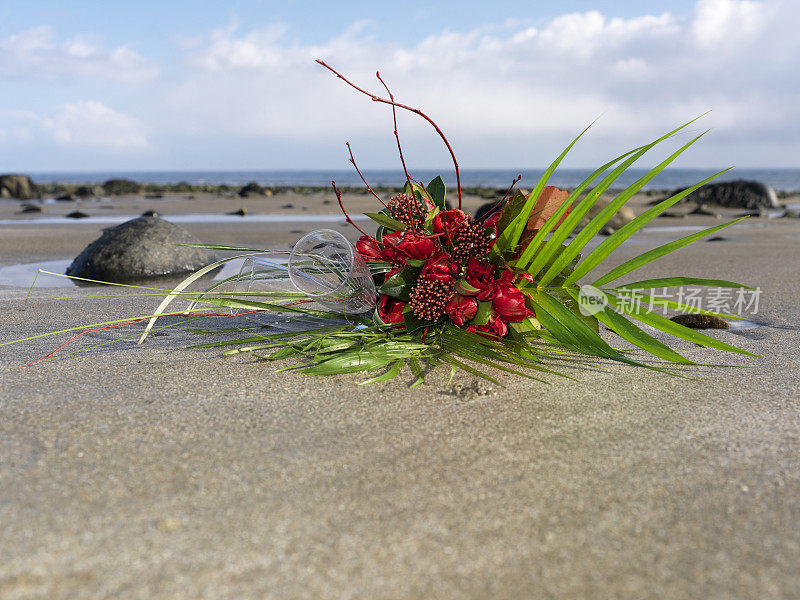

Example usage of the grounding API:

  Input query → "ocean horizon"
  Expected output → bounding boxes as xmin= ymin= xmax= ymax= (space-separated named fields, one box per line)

xmin=22 ymin=168 xmax=800 ymax=191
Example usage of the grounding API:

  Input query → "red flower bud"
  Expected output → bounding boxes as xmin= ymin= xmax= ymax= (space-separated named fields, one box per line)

xmin=378 ymin=294 xmax=406 ymax=325
xmin=356 ymin=235 xmax=383 ymax=261
xmin=445 ymin=294 xmax=478 ymax=326
xmin=421 ymin=251 xmax=460 ymax=283
xmin=433 ymin=209 xmax=468 ymax=236
xmin=492 ymin=282 xmax=531 ymax=322
xmin=483 ymin=211 xmax=501 ymax=230
xmin=395 ymin=231 xmax=436 ymax=261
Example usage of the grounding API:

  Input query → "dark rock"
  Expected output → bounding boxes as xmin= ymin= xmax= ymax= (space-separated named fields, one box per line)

xmin=141 ymin=209 xmax=159 ymax=217
xmin=145 ymin=193 xmax=163 ymax=199
xmin=659 ymin=211 xmax=687 ymax=219
xmin=281 ymin=203 xmax=294 ymax=209
xmin=677 ymin=180 xmax=778 ymax=209
xmin=599 ymin=225 xmax=616 ymax=236
xmin=0 ymin=174 xmax=39 ymax=199
xmin=689 ymin=204 xmax=721 ymax=218
xmin=55 ymin=193 xmax=76 ymax=202
xmin=66 ymin=216 xmax=218 ymax=282
xmin=18 ymin=203 xmax=42 ymax=214
xmin=66 ymin=211 xmax=90 ymax=219
xmin=733 ymin=209 xmax=764 ymax=218
xmin=75 ymin=185 xmax=97 ymax=198
xmin=706 ymin=236 xmax=727 ymax=242
xmin=670 ymin=313 xmax=729 ymax=329
xmin=228 ymin=208 xmax=247 ymax=216
xmin=238 ymin=182 xmax=265 ymax=197
xmin=103 ymin=179 xmax=141 ymax=196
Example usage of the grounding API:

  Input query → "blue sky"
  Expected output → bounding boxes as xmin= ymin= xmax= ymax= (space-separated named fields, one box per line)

xmin=0 ymin=0 xmax=797 ymax=171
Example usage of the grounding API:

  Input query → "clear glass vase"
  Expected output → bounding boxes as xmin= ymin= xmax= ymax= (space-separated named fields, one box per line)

xmin=287 ymin=229 xmax=376 ymax=314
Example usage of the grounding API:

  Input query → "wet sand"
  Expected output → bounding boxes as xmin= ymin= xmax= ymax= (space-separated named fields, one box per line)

xmin=1 ymin=194 xmax=799 ymax=599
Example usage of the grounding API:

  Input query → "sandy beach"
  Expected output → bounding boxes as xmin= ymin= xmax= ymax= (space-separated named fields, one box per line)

xmin=1 ymin=192 xmax=799 ymax=598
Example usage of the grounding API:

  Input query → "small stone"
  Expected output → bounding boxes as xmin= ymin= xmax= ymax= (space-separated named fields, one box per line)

xmin=706 ymin=236 xmax=727 ymax=242
xmin=103 ymin=179 xmax=141 ymax=195
xmin=670 ymin=314 xmax=729 ymax=329
xmin=141 ymin=210 xmax=159 ymax=217
xmin=75 ymin=185 xmax=97 ymax=198
xmin=238 ymin=182 xmax=265 ymax=197
xmin=281 ymin=203 xmax=294 ymax=209
xmin=66 ymin=211 xmax=90 ymax=219
xmin=18 ymin=203 xmax=42 ymax=214
xmin=228 ymin=208 xmax=247 ymax=216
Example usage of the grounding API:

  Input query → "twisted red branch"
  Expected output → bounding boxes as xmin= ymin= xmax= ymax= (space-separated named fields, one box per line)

xmin=317 ymin=59 xmax=463 ymax=208
xmin=346 ymin=142 xmax=388 ymax=208
xmin=375 ymin=71 xmax=413 ymax=191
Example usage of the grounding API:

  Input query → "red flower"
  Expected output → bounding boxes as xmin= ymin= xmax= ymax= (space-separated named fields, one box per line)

xmin=421 ymin=251 xmax=460 ymax=283
xmin=378 ymin=294 xmax=406 ymax=325
xmin=467 ymin=314 xmax=509 ymax=339
xmin=445 ymin=294 xmax=478 ymax=326
xmin=356 ymin=235 xmax=383 ymax=261
xmin=379 ymin=231 xmax=405 ymax=264
xmin=492 ymin=282 xmax=531 ymax=322
xmin=395 ymin=231 xmax=436 ymax=261
xmin=433 ymin=209 xmax=468 ymax=236
xmin=464 ymin=258 xmax=496 ymax=301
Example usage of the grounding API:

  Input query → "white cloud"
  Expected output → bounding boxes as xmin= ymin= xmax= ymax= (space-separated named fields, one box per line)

xmin=164 ymin=0 xmax=790 ymax=147
xmin=42 ymin=101 xmax=148 ymax=149
xmin=691 ymin=0 xmax=767 ymax=47
xmin=1 ymin=0 xmax=798 ymax=167
xmin=0 ymin=25 xmax=157 ymax=82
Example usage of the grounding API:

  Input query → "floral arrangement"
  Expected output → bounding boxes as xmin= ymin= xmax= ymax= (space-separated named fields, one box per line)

xmin=12 ymin=61 xmax=756 ymax=385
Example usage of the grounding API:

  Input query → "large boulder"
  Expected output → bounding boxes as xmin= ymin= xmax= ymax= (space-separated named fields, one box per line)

xmin=0 ymin=174 xmax=40 ymax=199
xmin=66 ymin=216 xmax=218 ymax=282
xmin=678 ymin=180 xmax=778 ymax=209
xmin=103 ymin=178 xmax=141 ymax=196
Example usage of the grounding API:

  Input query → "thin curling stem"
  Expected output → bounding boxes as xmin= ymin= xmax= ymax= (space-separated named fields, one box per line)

xmin=375 ymin=71 xmax=412 ymax=191
xmin=476 ymin=174 xmax=522 ymax=224
xmin=316 ymin=59 xmax=463 ymax=209
xmin=346 ymin=142 xmax=388 ymax=208
xmin=331 ymin=180 xmax=383 ymax=243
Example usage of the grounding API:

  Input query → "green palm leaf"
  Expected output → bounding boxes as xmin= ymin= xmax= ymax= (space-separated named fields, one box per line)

xmin=537 ymin=130 xmax=710 ymax=287
xmin=593 ymin=218 xmax=748 ymax=287
xmin=563 ymin=167 xmax=733 ymax=285
xmin=517 ymin=117 xmax=704 ymax=278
